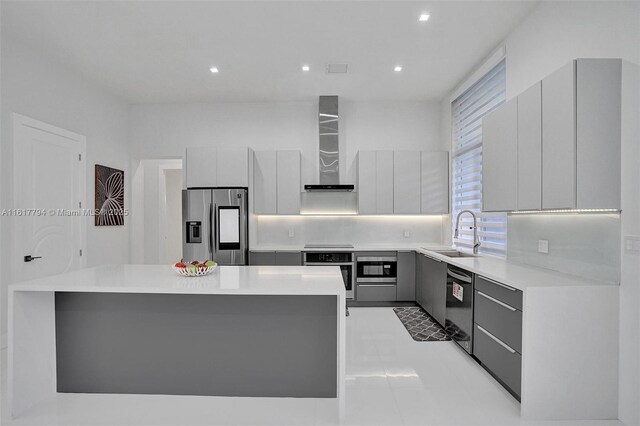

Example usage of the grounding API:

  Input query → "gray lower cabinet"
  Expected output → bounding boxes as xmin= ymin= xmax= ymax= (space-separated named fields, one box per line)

xmin=249 ymin=251 xmax=276 ymax=265
xmin=473 ymin=275 xmax=523 ymax=399
xmin=473 ymin=324 xmax=522 ymax=398
xmin=275 ymin=251 xmax=302 ymax=266
xmin=396 ymin=251 xmax=416 ymax=301
xmin=416 ymin=254 xmax=446 ymax=325
xmin=356 ymin=284 xmax=397 ymax=302
xmin=249 ymin=251 xmax=302 ymax=266
xmin=416 ymin=254 xmax=432 ymax=313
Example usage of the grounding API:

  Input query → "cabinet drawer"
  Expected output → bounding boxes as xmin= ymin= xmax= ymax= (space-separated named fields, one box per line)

xmin=474 ymin=323 xmax=521 ymax=398
xmin=356 ymin=284 xmax=396 ymax=302
xmin=474 ymin=290 xmax=522 ymax=353
xmin=475 ymin=276 xmax=522 ymax=310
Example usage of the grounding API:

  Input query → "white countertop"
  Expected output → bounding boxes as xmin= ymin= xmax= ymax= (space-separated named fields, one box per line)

xmin=250 ymin=243 xmax=617 ymax=291
xmin=415 ymin=248 xmax=617 ymax=291
xmin=251 ymin=243 xmax=450 ymax=252
xmin=8 ymin=264 xmax=346 ymax=296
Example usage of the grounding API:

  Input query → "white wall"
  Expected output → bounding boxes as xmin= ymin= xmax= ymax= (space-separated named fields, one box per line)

xmin=129 ymin=100 xmax=446 ymax=247
xmin=0 ymin=36 xmax=131 ymax=341
xmin=507 ymin=213 xmax=621 ymax=283
xmin=443 ymin=2 xmax=640 ymax=423
xmin=161 ymin=169 xmax=184 ymax=264
xmin=505 ymin=1 xmax=640 ymax=99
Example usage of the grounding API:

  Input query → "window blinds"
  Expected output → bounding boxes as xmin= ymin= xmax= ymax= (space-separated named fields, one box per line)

xmin=451 ymin=60 xmax=507 ymax=257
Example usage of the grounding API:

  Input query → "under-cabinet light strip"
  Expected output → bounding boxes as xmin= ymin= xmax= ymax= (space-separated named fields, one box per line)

xmin=509 ymin=209 xmax=620 ymax=214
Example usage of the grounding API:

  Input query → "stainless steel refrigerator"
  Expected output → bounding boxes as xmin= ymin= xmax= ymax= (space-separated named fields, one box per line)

xmin=182 ymin=188 xmax=248 ymax=265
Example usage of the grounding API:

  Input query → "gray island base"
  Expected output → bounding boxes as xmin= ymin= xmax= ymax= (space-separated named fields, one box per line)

xmin=56 ymin=293 xmax=337 ymax=398
xmin=8 ymin=265 xmax=346 ymax=419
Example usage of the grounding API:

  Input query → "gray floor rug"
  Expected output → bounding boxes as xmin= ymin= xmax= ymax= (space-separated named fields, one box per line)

xmin=393 ymin=307 xmax=451 ymax=342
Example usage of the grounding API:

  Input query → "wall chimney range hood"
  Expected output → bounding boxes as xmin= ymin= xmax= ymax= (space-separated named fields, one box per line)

xmin=305 ymin=96 xmax=354 ymax=192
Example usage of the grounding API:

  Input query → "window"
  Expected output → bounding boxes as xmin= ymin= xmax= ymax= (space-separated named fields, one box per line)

xmin=451 ymin=60 xmax=507 ymax=257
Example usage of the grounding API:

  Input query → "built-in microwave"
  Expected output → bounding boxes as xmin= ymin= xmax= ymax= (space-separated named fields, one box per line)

xmin=356 ymin=255 xmax=397 ymax=283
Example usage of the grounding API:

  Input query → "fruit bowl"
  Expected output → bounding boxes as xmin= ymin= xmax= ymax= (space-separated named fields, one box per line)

xmin=173 ymin=261 xmax=218 ymax=277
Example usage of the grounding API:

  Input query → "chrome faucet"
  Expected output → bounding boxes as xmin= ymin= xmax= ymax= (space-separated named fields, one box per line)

xmin=454 ymin=210 xmax=481 ymax=254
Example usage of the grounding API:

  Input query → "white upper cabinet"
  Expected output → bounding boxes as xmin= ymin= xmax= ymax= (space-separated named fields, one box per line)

xmin=481 ymin=58 xmax=624 ymax=212
xmin=217 ymin=149 xmax=249 ymax=187
xmin=421 ymin=151 xmax=449 ymax=214
xmin=576 ymin=59 xmax=621 ymax=210
xmin=276 ymin=151 xmax=301 ymax=214
xmin=253 ymin=151 xmax=277 ymax=214
xmin=357 ymin=151 xmax=377 ymax=214
xmin=252 ymin=150 xmax=300 ymax=215
xmin=517 ymin=81 xmax=542 ymax=211
xmin=393 ymin=151 xmax=421 ymax=214
xmin=359 ymin=150 xmax=449 ymax=215
xmin=482 ymin=97 xmax=518 ymax=212
xmin=542 ymin=61 xmax=577 ymax=209
xmin=186 ymin=147 xmax=249 ymax=188
xmin=376 ymin=151 xmax=394 ymax=214
xmin=186 ymin=146 xmax=217 ymax=188
xmin=358 ymin=151 xmax=394 ymax=214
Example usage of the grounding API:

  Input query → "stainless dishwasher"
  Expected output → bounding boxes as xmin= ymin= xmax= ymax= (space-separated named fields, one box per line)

xmin=444 ymin=265 xmax=474 ymax=354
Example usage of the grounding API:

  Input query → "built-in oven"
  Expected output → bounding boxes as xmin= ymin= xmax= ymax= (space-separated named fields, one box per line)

xmin=445 ymin=265 xmax=474 ymax=354
xmin=356 ymin=255 xmax=397 ymax=283
xmin=303 ymin=252 xmax=354 ymax=299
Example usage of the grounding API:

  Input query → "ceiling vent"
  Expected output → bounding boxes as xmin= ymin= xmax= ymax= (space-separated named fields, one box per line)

xmin=326 ymin=63 xmax=349 ymax=74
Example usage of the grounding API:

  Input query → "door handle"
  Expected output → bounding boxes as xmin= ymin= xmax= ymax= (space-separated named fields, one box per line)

xmin=24 ymin=255 xmax=42 ymax=262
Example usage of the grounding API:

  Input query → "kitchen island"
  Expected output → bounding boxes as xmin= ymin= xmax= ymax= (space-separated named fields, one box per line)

xmin=8 ymin=265 xmax=346 ymax=418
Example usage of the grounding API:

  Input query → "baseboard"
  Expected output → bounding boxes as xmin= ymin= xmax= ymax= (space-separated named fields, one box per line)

xmin=1 ymin=333 xmax=7 ymax=350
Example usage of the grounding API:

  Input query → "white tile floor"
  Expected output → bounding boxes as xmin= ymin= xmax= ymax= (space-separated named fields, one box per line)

xmin=0 ymin=308 xmax=622 ymax=426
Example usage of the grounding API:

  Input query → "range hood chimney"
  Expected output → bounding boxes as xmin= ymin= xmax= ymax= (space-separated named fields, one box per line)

xmin=304 ymin=96 xmax=354 ymax=192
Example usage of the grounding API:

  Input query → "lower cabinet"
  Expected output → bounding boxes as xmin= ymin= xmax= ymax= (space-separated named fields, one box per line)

xmin=274 ymin=251 xmax=302 ymax=266
xmin=356 ymin=284 xmax=397 ymax=302
xmin=249 ymin=251 xmax=276 ymax=265
xmin=416 ymin=253 xmax=447 ymax=325
xmin=473 ymin=275 xmax=523 ymax=399
xmin=249 ymin=251 xmax=302 ymax=266
xmin=396 ymin=251 xmax=416 ymax=301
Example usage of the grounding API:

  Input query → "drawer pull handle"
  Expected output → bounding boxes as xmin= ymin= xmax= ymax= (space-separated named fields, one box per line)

xmin=477 ymin=291 xmax=517 ymax=312
xmin=480 ymin=276 xmax=517 ymax=292
xmin=357 ymin=284 xmax=396 ymax=288
xmin=476 ymin=325 xmax=516 ymax=354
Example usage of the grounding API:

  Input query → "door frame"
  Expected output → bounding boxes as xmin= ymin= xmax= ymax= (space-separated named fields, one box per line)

xmin=12 ymin=113 xmax=87 ymax=281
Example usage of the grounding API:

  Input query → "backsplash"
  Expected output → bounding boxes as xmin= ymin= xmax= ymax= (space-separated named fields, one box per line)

xmin=507 ymin=213 xmax=621 ymax=283
xmin=256 ymin=215 xmax=443 ymax=247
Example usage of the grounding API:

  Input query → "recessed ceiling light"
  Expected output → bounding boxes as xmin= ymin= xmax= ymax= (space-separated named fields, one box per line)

xmin=302 ymin=65 xmax=310 ymax=72
xmin=394 ymin=66 xmax=403 ymax=72
xmin=209 ymin=66 xmax=219 ymax=73
xmin=419 ymin=13 xmax=430 ymax=22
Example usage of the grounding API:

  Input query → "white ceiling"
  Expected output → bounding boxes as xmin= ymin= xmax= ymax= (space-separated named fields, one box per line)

xmin=1 ymin=1 xmax=537 ymax=103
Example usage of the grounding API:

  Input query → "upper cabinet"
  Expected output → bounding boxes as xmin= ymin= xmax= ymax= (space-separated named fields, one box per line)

xmin=482 ymin=98 xmax=518 ymax=212
xmin=253 ymin=150 xmax=301 ymax=214
xmin=542 ymin=61 xmax=577 ymax=209
xmin=482 ymin=58 xmax=623 ymax=212
xmin=358 ymin=150 xmax=449 ymax=215
xmin=575 ymin=59 xmax=622 ymax=210
xmin=185 ymin=147 xmax=249 ymax=188
xmin=393 ymin=151 xmax=421 ymax=214
xmin=358 ymin=151 xmax=393 ymax=214
xmin=517 ymin=81 xmax=543 ymax=211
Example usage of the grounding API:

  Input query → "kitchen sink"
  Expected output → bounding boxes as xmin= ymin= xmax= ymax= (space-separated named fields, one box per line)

xmin=428 ymin=250 xmax=478 ymax=258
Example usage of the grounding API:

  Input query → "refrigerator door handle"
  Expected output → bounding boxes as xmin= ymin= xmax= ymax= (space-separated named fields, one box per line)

xmin=213 ymin=203 xmax=218 ymax=253
xmin=209 ymin=203 xmax=215 ymax=255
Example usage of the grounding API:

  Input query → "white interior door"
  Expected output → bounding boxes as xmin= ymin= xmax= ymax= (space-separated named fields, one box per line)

xmin=13 ymin=114 xmax=86 ymax=281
